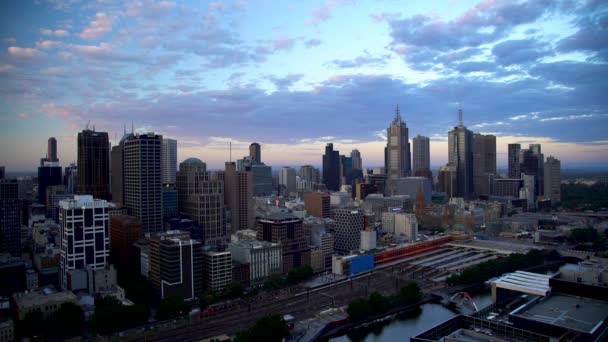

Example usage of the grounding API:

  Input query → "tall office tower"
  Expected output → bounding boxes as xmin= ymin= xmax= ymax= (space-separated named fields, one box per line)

xmin=412 ymin=135 xmax=431 ymax=178
xmin=59 ymin=195 xmax=110 ymax=290
xmin=322 ymin=143 xmax=340 ymax=191
xmin=385 ymin=106 xmax=411 ymax=178
xmin=38 ymin=161 xmax=62 ymax=205
xmin=220 ymin=162 xmax=254 ymax=232
xmin=149 ymin=231 xmax=203 ymax=300
xmin=472 ymin=133 xmax=496 ymax=196
xmin=176 ymin=158 xmax=226 ymax=246
xmin=0 ymin=166 xmax=5 ymax=179
xmin=529 ymin=144 xmax=544 ymax=196
xmin=304 ymin=192 xmax=330 ymax=218
xmin=64 ymin=163 xmax=77 ymax=194
xmin=300 ymin=165 xmax=320 ymax=187
xmin=249 ymin=142 xmax=261 ymax=164
xmin=521 ymin=146 xmax=543 ymax=197
xmin=202 ymin=250 xmax=232 ymax=293
xmin=162 ymin=139 xmax=177 ymax=185
xmin=544 ymin=156 xmax=561 ymax=203
xmin=508 ymin=144 xmax=521 ymax=179
xmin=48 ymin=137 xmax=58 ymax=162
xmin=332 ymin=208 xmax=364 ymax=254
xmin=257 ymin=213 xmax=311 ymax=273
xmin=350 ymin=150 xmax=362 ymax=170
xmin=339 ymin=155 xmax=360 ymax=186
xmin=109 ymin=215 xmax=143 ymax=273
xmin=77 ymin=129 xmax=110 ymax=201
xmin=162 ymin=185 xmax=177 ymax=220
xmin=279 ymin=167 xmax=297 ymax=194
xmin=123 ymin=133 xmax=163 ymax=233
xmin=448 ymin=108 xmax=473 ymax=198
xmin=0 ymin=180 xmax=21 ymax=256
xmin=520 ymin=174 xmax=536 ymax=209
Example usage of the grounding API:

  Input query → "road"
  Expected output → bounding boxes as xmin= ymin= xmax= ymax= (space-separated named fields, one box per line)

xmin=122 ymin=264 xmax=443 ymax=342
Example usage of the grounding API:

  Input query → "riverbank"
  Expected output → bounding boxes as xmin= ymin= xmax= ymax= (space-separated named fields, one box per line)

xmin=312 ymin=295 xmax=433 ymax=341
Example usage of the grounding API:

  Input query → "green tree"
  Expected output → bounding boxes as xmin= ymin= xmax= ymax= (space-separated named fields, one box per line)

xmin=90 ymin=296 xmax=149 ymax=335
xmin=263 ymin=274 xmax=286 ymax=290
xmin=19 ymin=310 xmax=44 ymax=338
xmin=346 ymin=298 xmax=369 ymax=321
xmin=224 ymin=281 xmax=244 ymax=298
xmin=157 ymin=295 xmax=189 ymax=321
xmin=399 ymin=282 xmax=422 ymax=304
xmin=368 ymin=292 xmax=390 ymax=315
xmin=234 ymin=314 xmax=289 ymax=342
xmin=199 ymin=289 xmax=218 ymax=310
xmin=286 ymin=265 xmax=313 ymax=285
xmin=48 ymin=302 xmax=84 ymax=337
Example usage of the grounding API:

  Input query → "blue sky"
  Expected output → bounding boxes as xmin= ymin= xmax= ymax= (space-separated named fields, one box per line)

xmin=0 ymin=0 xmax=607 ymax=171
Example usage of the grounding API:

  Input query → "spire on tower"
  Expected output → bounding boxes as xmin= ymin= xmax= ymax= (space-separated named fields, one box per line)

xmin=458 ymin=104 xmax=463 ymax=126
xmin=131 ymin=120 xmax=134 ymax=134
xmin=394 ymin=104 xmax=402 ymax=123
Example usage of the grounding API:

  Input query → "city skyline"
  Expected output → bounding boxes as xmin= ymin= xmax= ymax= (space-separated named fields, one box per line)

xmin=1 ymin=0 xmax=607 ymax=171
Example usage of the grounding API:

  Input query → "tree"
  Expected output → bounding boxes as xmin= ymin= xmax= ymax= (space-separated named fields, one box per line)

xmin=346 ymin=298 xmax=369 ymax=321
xmin=90 ymin=296 xmax=149 ymax=335
xmin=157 ymin=295 xmax=189 ymax=321
xmin=399 ymin=282 xmax=421 ymax=304
xmin=234 ymin=314 xmax=289 ymax=342
xmin=199 ymin=289 xmax=218 ymax=310
xmin=48 ymin=302 xmax=84 ymax=337
xmin=224 ymin=281 xmax=244 ymax=299
xmin=19 ymin=310 xmax=44 ymax=338
xmin=286 ymin=265 xmax=313 ymax=285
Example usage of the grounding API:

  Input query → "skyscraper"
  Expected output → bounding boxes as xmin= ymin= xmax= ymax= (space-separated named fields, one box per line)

xmin=38 ymin=161 xmax=62 ymax=205
xmin=257 ymin=213 xmax=310 ymax=273
xmin=385 ymin=106 xmax=411 ymax=178
xmin=47 ymin=137 xmax=58 ymax=162
xmin=64 ymin=163 xmax=77 ymax=194
xmin=110 ymin=143 xmax=124 ymax=205
xmin=162 ymin=139 xmax=177 ymax=185
xmin=59 ymin=195 xmax=109 ymax=290
xmin=249 ymin=142 xmax=261 ymax=164
xmin=322 ymin=143 xmax=340 ymax=191
xmin=544 ymin=156 xmax=561 ymax=203
xmin=123 ymin=133 xmax=163 ymax=233
xmin=530 ymin=144 xmax=544 ymax=196
xmin=220 ymin=162 xmax=254 ymax=233
xmin=521 ymin=145 xmax=544 ymax=197
xmin=472 ymin=133 xmax=496 ymax=196
xmin=0 ymin=166 xmax=5 ymax=180
xmin=279 ymin=167 xmax=297 ymax=194
xmin=332 ymin=208 xmax=364 ymax=254
xmin=0 ymin=180 xmax=21 ymax=256
xmin=508 ymin=144 xmax=521 ymax=179
xmin=412 ymin=135 xmax=431 ymax=178
xmin=77 ymin=129 xmax=110 ymax=201
xmin=300 ymin=165 xmax=320 ymax=187
xmin=109 ymin=215 xmax=143 ymax=273
xmin=350 ymin=149 xmax=362 ymax=170
xmin=176 ymin=158 xmax=227 ymax=246
xmin=448 ymin=108 xmax=473 ymax=198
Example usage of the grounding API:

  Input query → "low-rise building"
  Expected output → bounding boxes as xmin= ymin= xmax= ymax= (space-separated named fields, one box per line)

xmin=203 ymin=250 xmax=232 ymax=293
xmin=13 ymin=287 xmax=78 ymax=320
xmin=228 ymin=239 xmax=281 ymax=285
xmin=0 ymin=319 xmax=14 ymax=342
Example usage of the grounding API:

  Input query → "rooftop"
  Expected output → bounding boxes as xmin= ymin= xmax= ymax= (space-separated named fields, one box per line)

xmin=511 ymin=294 xmax=608 ymax=334
xmin=13 ymin=288 xmax=77 ymax=308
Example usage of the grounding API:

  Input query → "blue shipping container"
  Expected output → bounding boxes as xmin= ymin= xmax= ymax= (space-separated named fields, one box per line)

xmin=349 ymin=254 xmax=374 ymax=275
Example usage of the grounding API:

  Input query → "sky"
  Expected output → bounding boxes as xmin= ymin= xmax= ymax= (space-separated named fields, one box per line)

xmin=0 ymin=0 xmax=607 ymax=172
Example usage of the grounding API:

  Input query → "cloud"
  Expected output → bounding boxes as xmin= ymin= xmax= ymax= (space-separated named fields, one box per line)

xmin=36 ymin=40 xmax=62 ymax=49
xmin=0 ymin=64 xmax=14 ymax=73
xmin=4 ymin=37 xmax=17 ymax=43
xmin=370 ymin=12 xmax=401 ymax=22
xmin=305 ymin=0 xmax=348 ymax=26
xmin=40 ymin=29 xmax=69 ymax=37
xmin=328 ymin=51 xmax=390 ymax=69
xmin=304 ymin=38 xmax=322 ymax=48
xmin=70 ymin=43 xmax=144 ymax=63
xmin=267 ymin=74 xmax=304 ymax=90
xmin=79 ymin=12 xmax=114 ymax=39
xmin=492 ymin=39 xmax=553 ymax=65
xmin=7 ymin=46 xmax=41 ymax=58
xmin=42 ymin=103 xmax=79 ymax=118
xmin=272 ymin=36 xmax=296 ymax=51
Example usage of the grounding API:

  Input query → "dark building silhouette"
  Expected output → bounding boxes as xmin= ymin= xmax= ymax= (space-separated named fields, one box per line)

xmin=322 ymin=143 xmax=340 ymax=191
xmin=37 ymin=162 xmax=62 ymax=205
xmin=448 ymin=108 xmax=473 ymax=198
xmin=0 ymin=180 xmax=21 ymax=256
xmin=386 ymin=106 xmax=411 ymax=178
xmin=508 ymin=143 xmax=521 ymax=179
xmin=473 ymin=133 xmax=496 ymax=196
xmin=77 ymin=129 xmax=110 ymax=200
xmin=47 ymin=137 xmax=58 ymax=162
xmin=0 ymin=166 xmax=5 ymax=180
xmin=249 ymin=142 xmax=261 ymax=164
xmin=110 ymin=215 xmax=143 ymax=273
xmin=257 ymin=213 xmax=310 ymax=274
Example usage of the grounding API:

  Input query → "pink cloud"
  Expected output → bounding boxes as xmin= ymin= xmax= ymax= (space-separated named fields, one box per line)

xmin=40 ymin=29 xmax=69 ymax=37
xmin=79 ymin=12 xmax=114 ymax=39
xmin=0 ymin=64 xmax=14 ymax=73
xmin=36 ymin=40 xmax=62 ymax=49
xmin=7 ymin=46 xmax=40 ymax=58
xmin=273 ymin=36 xmax=295 ymax=51
xmin=18 ymin=112 xmax=29 ymax=119
xmin=42 ymin=103 xmax=78 ymax=118
xmin=306 ymin=0 xmax=346 ymax=26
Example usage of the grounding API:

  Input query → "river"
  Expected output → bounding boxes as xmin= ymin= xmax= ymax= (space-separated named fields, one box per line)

xmin=329 ymin=291 xmax=493 ymax=342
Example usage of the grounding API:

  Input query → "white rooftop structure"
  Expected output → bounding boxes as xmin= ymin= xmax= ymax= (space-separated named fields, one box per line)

xmin=491 ymin=271 xmax=552 ymax=297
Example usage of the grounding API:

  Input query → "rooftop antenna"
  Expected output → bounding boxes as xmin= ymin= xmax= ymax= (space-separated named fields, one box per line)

xmin=123 ymin=123 xmax=126 ymax=135
xmin=131 ymin=120 xmax=134 ymax=134
xmin=395 ymin=104 xmax=401 ymax=122
xmin=458 ymin=103 xmax=463 ymax=126
xmin=229 ymin=141 xmax=232 ymax=162
xmin=86 ymin=120 xmax=90 ymax=130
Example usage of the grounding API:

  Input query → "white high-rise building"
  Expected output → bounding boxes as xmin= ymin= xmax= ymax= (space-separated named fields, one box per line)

xmin=544 ymin=156 xmax=561 ymax=203
xmin=162 ymin=139 xmax=177 ymax=185
xmin=59 ymin=195 xmax=109 ymax=290
xmin=279 ymin=166 xmax=297 ymax=194
xmin=350 ymin=149 xmax=362 ymax=170
xmin=520 ymin=174 xmax=536 ymax=210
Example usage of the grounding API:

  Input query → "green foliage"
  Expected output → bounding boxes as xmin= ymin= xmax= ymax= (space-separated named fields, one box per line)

xmin=48 ymin=302 xmax=84 ymax=337
xmin=224 ymin=281 xmax=244 ymax=299
xmin=117 ymin=271 xmax=155 ymax=306
xmin=19 ymin=310 xmax=44 ymax=337
xmin=157 ymin=295 xmax=190 ymax=321
xmin=569 ymin=228 xmax=601 ymax=243
xmin=90 ymin=296 xmax=150 ymax=335
xmin=561 ymin=182 xmax=608 ymax=211
xmin=263 ymin=274 xmax=287 ymax=290
xmin=198 ymin=289 xmax=218 ymax=310
xmin=346 ymin=282 xmax=422 ymax=321
xmin=234 ymin=314 xmax=289 ymax=342
xmin=286 ymin=265 xmax=314 ymax=285
xmin=446 ymin=249 xmax=545 ymax=285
